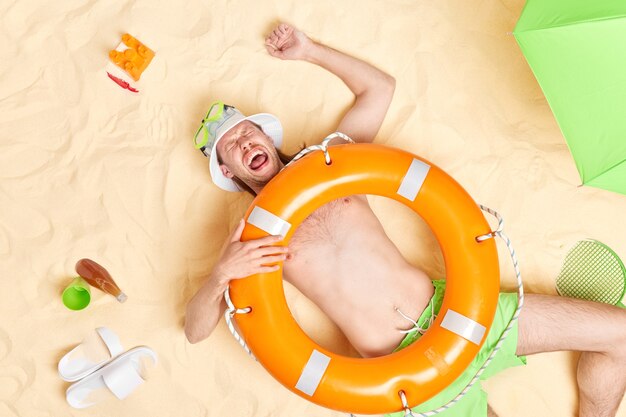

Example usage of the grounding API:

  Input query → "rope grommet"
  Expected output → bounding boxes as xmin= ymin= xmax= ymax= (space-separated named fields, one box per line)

xmin=476 ymin=231 xmax=498 ymax=242
xmin=224 ymin=287 xmax=252 ymax=315
xmin=475 ymin=204 xmax=504 ymax=243
xmin=323 ymin=148 xmax=332 ymax=165
xmin=283 ymin=132 xmax=354 ymax=170
xmin=223 ymin=287 xmax=256 ymax=359
xmin=399 ymin=390 xmax=415 ymax=417
xmin=228 ymin=306 xmax=252 ymax=317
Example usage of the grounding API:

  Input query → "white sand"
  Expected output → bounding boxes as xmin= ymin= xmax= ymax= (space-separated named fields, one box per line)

xmin=1 ymin=0 xmax=626 ymax=416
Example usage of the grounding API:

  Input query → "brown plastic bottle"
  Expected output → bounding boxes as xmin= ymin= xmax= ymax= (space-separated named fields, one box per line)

xmin=75 ymin=259 xmax=128 ymax=303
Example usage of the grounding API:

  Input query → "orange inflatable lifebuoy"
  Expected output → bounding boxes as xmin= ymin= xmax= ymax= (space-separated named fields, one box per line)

xmin=229 ymin=143 xmax=500 ymax=414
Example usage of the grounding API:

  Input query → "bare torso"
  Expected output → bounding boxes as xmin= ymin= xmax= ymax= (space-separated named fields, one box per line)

xmin=282 ymin=194 xmax=434 ymax=358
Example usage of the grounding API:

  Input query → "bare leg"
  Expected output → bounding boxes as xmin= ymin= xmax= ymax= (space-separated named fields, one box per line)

xmin=516 ymin=294 xmax=626 ymax=417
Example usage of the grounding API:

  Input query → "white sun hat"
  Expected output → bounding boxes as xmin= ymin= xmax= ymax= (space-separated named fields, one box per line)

xmin=193 ymin=101 xmax=283 ymax=192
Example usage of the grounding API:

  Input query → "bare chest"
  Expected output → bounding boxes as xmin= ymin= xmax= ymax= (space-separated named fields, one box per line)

xmin=281 ymin=194 xmax=390 ymax=289
xmin=288 ymin=195 xmax=360 ymax=249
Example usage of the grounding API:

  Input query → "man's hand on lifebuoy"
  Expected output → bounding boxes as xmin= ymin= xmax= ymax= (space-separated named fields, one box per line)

xmin=213 ymin=219 xmax=288 ymax=285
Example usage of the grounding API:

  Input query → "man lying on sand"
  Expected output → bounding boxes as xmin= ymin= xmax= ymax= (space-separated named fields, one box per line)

xmin=185 ymin=22 xmax=626 ymax=417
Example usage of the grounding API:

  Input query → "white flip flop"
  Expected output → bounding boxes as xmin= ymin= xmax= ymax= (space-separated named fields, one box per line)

xmin=66 ymin=346 xmax=157 ymax=409
xmin=58 ymin=327 xmax=124 ymax=382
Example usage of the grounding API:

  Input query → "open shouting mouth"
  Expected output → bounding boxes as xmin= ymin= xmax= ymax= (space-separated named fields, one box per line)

xmin=244 ymin=147 xmax=270 ymax=172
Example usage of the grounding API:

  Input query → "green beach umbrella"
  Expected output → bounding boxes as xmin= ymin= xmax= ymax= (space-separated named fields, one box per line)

xmin=513 ymin=0 xmax=626 ymax=195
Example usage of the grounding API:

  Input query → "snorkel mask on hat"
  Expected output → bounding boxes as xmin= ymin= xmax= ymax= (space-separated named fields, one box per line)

xmin=193 ymin=101 xmax=283 ymax=192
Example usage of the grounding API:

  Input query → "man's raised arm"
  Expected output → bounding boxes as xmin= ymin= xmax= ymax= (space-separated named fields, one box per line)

xmin=265 ymin=23 xmax=395 ymax=143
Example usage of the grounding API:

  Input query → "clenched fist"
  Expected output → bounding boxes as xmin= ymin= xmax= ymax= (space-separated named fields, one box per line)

xmin=265 ymin=23 xmax=314 ymax=61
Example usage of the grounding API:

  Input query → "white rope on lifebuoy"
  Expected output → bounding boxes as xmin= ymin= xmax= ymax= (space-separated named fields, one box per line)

xmin=285 ymin=132 xmax=355 ymax=168
xmin=223 ymin=286 xmax=255 ymax=360
xmin=395 ymin=205 xmax=524 ymax=417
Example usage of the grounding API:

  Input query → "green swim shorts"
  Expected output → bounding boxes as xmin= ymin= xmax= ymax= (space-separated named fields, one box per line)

xmin=385 ymin=279 xmax=526 ymax=417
